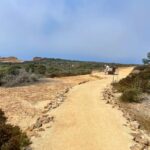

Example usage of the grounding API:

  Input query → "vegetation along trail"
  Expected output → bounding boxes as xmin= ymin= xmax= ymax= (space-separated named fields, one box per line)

xmin=32 ymin=67 xmax=134 ymax=150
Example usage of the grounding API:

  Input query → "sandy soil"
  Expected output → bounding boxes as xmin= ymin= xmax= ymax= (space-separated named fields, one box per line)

xmin=31 ymin=67 xmax=134 ymax=150
xmin=0 ymin=74 xmax=98 ymax=129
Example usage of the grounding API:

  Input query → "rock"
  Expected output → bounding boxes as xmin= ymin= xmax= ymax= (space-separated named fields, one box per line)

xmin=46 ymin=125 xmax=52 ymax=128
xmin=131 ymin=121 xmax=140 ymax=130
xmin=106 ymin=100 xmax=110 ymax=104
xmin=131 ymin=132 xmax=142 ymax=138
xmin=123 ymin=113 xmax=131 ymax=121
xmin=133 ymin=134 xmax=142 ymax=143
xmin=64 ymin=88 xmax=69 ymax=93
xmin=42 ymin=114 xmax=49 ymax=118
xmin=37 ymin=115 xmax=54 ymax=124
xmin=48 ymin=105 xmax=52 ymax=110
xmin=38 ymin=128 xmax=45 ymax=132
xmin=44 ymin=105 xmax=49 ymax=109
xmin=42 ymin=109 xmax=49 ymax=114
xmin=52 ymin=103 xmax=59 ymax=109
xmin=130 ymin=144 xmax=140 ymax=150
xmin=42 ymin=117 xmax=51 ymax=124
xmin=49 ymin=102 xmax=53 ymax=105
xmin=112 ymin=105 xmax=115 ymax=108
xmin=27 ymin=124 xmax=35 ymax=132
xmin=108 ymin=96 xmax=111 ymax=99
xmin=57 ymin=97 xmax=64 ymax=102
xmin=133 ymin=134 xmax=149 ymax=147
xmin=130 ymin=144 xmax=145 ymax=150
xmin=28 ymin=131 xmax=41 ymax=138
xmin=34 ymin=120 xmax=42 ymax=128
xmin=44 ymin=102 xmax=53 ymax=109
xmin=140 ymin=138 xmax=150 ymax=146
xmin=49 ymin=116 xmax=54 ymax=122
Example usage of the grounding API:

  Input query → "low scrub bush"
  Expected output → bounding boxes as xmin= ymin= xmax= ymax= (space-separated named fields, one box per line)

xmin=0 ymin=109 xmax=30 ymax=150
xmin=1 ymin=69 xmax=39 ymax=87
xmin=0 ymin=110 xmax=6 ymax=124
xmin=121 ymin=88 xmax=141 ymax=103
xmin=113 ymin=65 xmax=150 ymax=102
xmin=35 ymin=65 xmax=46 ymax=75
xmin=6 ymin=66 xmax=21 ymax=75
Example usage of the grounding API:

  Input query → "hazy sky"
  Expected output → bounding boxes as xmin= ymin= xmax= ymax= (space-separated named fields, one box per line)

xmin=0 ymin=0 xmax=149 ymax=63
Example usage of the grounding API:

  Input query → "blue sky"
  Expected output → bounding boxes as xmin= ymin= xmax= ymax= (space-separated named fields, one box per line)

xmin=0 ymin=0 xmax=149 ymax=63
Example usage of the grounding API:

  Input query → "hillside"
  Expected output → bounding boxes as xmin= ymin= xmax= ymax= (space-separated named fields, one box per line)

xmin=0 ymin=57 xmax=132 ymax=87
xmin=0 ymin=56 xmax=21 ymax=63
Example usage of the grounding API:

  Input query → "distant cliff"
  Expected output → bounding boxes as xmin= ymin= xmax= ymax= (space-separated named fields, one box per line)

xmin=33 ymin=57 xmax=49 ymax=61
xmin=33 ymin=57 xmax=43 ymax=61
xmin=0 ymin=57 xmax=21 ymax=63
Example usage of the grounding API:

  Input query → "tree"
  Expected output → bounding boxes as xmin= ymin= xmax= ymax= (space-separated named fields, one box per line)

xmin=143 ymin=52 xmax=150 ymax=64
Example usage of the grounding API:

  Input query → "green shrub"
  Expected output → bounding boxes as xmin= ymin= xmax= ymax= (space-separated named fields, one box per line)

xmin=121 ymin=88 xmax=141 ymax=103
xmin=0 ymin=110 xmax=7 ymax=124
xmin=113 ymin=65 xmax=150 ymax=102
xmin=113 ymin=66 xmax=150 ymax=91
xmin=35 ymin=65 xmax=46 ymax=75
xmin=25 ymin=64 xmax=36 ymax=73
xmin=6 ymin=66 xmax=21 ymax=75
xmin=1 ymin=69 xmax=39 ymax=87
xmin=0 ymin=109 xmax=30 ymax=150
xmin=0 ymin=74 xmax=3 ymax=86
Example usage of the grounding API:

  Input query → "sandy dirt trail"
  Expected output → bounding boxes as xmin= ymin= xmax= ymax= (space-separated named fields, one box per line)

xmin=32 ymin=67 xmax=134 ymax=150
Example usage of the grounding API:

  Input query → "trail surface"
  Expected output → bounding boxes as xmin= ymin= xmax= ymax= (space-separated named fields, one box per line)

xmin=32 ymin=67 xmax=134 ymax=150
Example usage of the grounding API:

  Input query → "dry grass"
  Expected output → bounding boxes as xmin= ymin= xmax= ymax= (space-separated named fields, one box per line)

xmin=0 ymin=74 xmax=98 ymax=130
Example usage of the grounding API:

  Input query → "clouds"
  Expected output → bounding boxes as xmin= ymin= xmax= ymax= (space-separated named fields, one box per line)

xmin=0 ymin=0 xmax=149 ymax=63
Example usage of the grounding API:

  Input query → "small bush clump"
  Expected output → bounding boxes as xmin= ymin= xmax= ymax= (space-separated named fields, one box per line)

xmin=121 ymin=88 xmax=141 ymax=103
xmin=0 ymin=109 xmax=30 ymax=150
xmin=113 ymin=65 xmax=150 ymax=103
xmin=0 ymin=110 xmax=7 ymax=124
xmin=1 ymin=69 xmax=39 ymax=87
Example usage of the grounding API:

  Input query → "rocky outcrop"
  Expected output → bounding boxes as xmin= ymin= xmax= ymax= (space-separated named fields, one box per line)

xmin=0 ymin=57 xmax=21 ymax=63
xmin=33 ymin=57 xmax=48 ymax=62
xmin=33 ymin=57 xmax=43 ymax=61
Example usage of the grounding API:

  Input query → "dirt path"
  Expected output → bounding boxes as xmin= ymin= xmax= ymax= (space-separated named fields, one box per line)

xmin=32 ymin=67 xmax=134 ymax=150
